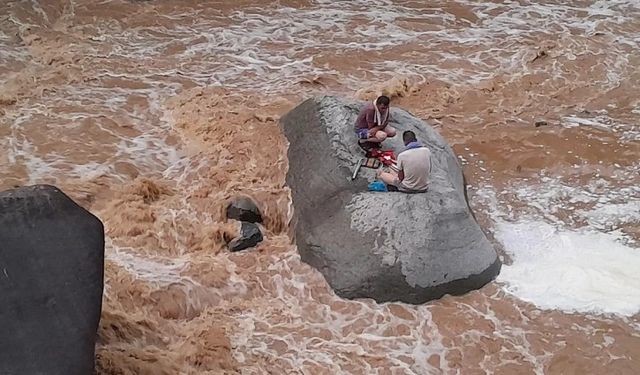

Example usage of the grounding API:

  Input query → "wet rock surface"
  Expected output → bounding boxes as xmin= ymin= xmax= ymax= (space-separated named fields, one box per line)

xmin=0 ymin=184 xmax=105 ymax=375
xmin=281 ymin=96 xmax=501 ymax=304
xmin=228 ymin=222 xmax=263 ymax=252
xmin=226 ymin=196 xmax=263 ymax=224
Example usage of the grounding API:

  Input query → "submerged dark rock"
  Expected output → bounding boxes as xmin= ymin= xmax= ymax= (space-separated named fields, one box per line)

xmin=535 ymin=119 xmax=548 ymax=127
xmin=226 ymin=196 xmax=263 ymax=223
xmin=228 ymin=222 xmax=263 ymax=252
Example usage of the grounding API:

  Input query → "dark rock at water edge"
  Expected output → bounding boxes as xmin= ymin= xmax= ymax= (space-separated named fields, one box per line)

xmin=226 ymin=196 xmax=263 ymax=223
xmin=0 ymin=185 xmax=105 ymax=375
xmin=534 ymin=119 xmax=548 ymax=127
xmin=228 ymin=222 xmax=263 ymax=252
xmin=281 ymin=96 xmax=501 ymax=304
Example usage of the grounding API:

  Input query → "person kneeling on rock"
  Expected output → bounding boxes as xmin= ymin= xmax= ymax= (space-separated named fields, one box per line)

xmin=377 ymin=130 xmax=431 ymax=193
xmin=354 ymin=95 xmax=396 ymax=148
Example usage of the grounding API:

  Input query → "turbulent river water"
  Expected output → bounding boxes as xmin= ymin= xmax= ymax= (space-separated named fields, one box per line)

xmin=1 ymin=0 xmax=639 ymax=374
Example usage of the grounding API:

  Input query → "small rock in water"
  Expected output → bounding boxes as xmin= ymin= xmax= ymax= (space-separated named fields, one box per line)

xmin=228 ymin=222 xmax=263 ymax=252
xmin=226 ymin=196 xmax=262 ymax=223
xmin=535 ymin=120 xmax=548 ymax=127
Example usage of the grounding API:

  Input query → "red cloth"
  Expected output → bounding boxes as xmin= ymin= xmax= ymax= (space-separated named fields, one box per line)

xmin=367 ymin=149 xmax=396 ymax=166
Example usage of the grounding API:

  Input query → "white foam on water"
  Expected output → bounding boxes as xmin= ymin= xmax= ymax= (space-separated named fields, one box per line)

xmin=562 ymin=115 xmax=612 ymax=131
xmin=580 ymin=201 xmax=640 ymax=231
xmin=119 ymin=0 xmax=637 ymax=92
xmin=106 ymin=240 xmax=188 ymax=286
xmin=4 ymin=130 xmax=58 ymax=184
xmin=114 ymin=131 xmax=181 ymax=173
xmin=495 ymin=219 xmax=640 ymax=316
xmin=505 ymin=165 xmax=640 ymax=228
xmin=559 ymin=111 xmax=640 ymax=143
xmin=69 ymin=161 xmax=112 ymax=180
xmin=474 ymin=170 xmax=640 ymax=317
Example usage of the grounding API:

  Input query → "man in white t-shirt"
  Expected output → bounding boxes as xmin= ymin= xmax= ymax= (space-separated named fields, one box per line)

xmin=377 ymin=130 xmax=431 ymax=193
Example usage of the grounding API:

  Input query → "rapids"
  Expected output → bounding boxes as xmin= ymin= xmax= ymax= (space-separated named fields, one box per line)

xmin=1 ymin=1 xmax=639 ymax=373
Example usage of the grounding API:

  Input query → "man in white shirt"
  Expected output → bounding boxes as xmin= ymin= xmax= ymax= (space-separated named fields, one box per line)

xmin=377 ymin=130 xmax=431 ymax=193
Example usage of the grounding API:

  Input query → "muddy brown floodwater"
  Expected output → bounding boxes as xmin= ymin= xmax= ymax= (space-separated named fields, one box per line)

xmin=1 ymin=1 xmax=639 ymax=374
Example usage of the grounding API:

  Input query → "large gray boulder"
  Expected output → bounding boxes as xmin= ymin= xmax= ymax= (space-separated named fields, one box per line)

xmin=281 ymin=96 xmax=500 ymax=304
xmin=0 ymin=185 xmax=104 ymax=375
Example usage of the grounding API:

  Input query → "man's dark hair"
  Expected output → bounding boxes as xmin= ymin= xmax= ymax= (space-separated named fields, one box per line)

xmin=403 ymin=130 xmax=417 ymax=143
xmin=376 ymin=96 xmax=390 ymax=106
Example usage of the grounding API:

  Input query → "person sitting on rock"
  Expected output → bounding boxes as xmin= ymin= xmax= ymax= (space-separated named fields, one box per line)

xmin=354 ymin=95 xmax=396 ymax=147
xmin=377 ymin=130 xmax=431 ymax=193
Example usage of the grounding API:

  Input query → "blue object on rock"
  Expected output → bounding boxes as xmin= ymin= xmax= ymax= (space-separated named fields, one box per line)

xmin=368 ymin=180 xmax=388 ymax=192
